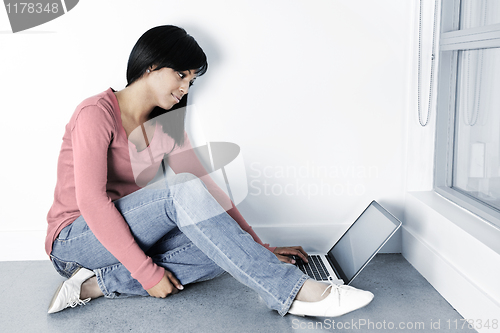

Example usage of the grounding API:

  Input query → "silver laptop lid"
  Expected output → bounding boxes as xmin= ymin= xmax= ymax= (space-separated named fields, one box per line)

xmin=326 ymin=201 xmax=402 ymax=285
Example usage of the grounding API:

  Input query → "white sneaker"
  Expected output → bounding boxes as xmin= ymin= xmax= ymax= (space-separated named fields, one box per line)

xmin=48 ymin=267 xmax=95 ymax=314
xmin=288 ymin=279 xmax=374 ymax=317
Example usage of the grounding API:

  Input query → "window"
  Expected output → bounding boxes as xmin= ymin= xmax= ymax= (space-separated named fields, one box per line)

xmin=435 ymin=0 xmax=500 ymax=228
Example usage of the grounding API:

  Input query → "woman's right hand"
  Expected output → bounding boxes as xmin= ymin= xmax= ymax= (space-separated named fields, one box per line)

xmin=146 ymin=269 xmax=184 ymax=298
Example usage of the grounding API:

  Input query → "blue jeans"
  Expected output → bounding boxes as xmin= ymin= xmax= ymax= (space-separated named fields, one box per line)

xmin=50 ymin=173 xmax=308 ymax=316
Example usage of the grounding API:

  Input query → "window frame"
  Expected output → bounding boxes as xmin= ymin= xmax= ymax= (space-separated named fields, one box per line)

xmin=434 ymin=0 xmax=500 ymax=228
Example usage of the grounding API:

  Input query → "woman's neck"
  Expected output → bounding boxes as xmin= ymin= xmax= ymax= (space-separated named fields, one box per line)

xmin=114 ymin=81 xmax=154 ymax=125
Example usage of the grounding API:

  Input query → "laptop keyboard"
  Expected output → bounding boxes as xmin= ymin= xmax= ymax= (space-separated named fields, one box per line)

xmin=293 ymin=255 xmax=330 ymax=281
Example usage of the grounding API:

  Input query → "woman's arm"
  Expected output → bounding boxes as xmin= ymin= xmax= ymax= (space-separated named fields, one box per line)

xmin=166 ymin=133 xmax=276 ymax=252
xmin=71 ymin=105 xmax=164 ymax=290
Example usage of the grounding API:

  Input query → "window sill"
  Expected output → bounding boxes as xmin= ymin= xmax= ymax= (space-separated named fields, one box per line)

xmin=407 ymin=191 xmax=500 ymax=256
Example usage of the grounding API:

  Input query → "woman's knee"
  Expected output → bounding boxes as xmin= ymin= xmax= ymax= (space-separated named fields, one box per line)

xmin=167 ymin=172 xmax=206 ymax=192
xmin=170 ymin=172 xmax=198 ymax=183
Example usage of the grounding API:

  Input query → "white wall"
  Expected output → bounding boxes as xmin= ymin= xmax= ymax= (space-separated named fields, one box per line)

xmin=0 ymin=0 xmax=413 ymax=260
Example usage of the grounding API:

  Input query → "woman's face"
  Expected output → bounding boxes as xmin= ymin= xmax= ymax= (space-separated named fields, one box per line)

xmin=147 ymin=67 xmax=197 ymax=110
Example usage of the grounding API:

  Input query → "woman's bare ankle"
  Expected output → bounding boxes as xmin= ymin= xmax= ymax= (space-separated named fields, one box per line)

xmin=295 ymin=280 xmax=330 ymax=302
xmin=80 ymin=276 xmax=104 ymax=300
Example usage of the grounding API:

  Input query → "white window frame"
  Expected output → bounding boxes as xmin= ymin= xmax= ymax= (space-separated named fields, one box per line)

xmin=434 ymin=0 xmax=500 ymax=228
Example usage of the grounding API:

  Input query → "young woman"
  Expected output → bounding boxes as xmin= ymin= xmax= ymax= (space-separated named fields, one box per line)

xmin=46 ymin=25 xmax=374 ymax=317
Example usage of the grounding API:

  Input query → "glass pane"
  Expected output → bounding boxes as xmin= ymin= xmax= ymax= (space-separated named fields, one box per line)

xmin=453 ymin=48 xmax=500 ymax=210
xmin=460 ymin=0 xmax=500 ymax=29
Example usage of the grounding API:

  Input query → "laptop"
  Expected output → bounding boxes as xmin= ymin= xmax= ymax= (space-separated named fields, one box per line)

xmin=293 ymin=200 xmax=402 ymax=285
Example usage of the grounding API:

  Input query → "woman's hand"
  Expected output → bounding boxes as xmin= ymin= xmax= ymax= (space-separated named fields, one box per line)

xmin=273 ymin=246 xmax=308 ymax=264
xmin=146 ymin=269 xmax=184 ymax=298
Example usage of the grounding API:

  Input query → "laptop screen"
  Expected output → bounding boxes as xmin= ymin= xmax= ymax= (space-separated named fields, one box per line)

xmin=326 ymin=201 xmax=401 ymax=284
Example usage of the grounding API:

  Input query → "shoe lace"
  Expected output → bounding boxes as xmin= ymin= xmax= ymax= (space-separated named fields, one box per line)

xmin=68 ymin=297 xmax=91 ymax=308
xmin=321 ymin=276 xmax=345 ymax=305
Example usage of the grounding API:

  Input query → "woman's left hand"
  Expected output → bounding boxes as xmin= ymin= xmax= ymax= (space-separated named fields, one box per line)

xmin=273 ymin=246 xmax=308 ymax=264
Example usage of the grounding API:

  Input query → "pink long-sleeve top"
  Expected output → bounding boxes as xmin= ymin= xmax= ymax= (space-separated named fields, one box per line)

xmin=46 ymin=88 xmax=275 ymax=290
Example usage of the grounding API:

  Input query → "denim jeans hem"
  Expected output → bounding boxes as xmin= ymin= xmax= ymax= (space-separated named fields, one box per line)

xmin=49 ymin=254 xmax=83 ymax=279
xmin=95 ymin=267 xmax=114 ymax=298
xmin=278 ymin=275 xmax=309 ymax=316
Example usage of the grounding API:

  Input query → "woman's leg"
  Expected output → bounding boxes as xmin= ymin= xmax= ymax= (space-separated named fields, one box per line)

xmin=51 ymin=173 xmax=308 ymax=315
xmin=148 ymin=228 xmax=226 ymax=285
xmin=161 ymin=174 xmax=308 ymax=315
xmin=50 ymin=183 xmax=230 ymax=298
xmin=88 ymin=229 xmax=226 ymax=298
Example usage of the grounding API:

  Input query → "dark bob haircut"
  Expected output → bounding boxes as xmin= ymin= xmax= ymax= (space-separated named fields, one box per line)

xmin=126 ymin=25 xmax=208 ymax=147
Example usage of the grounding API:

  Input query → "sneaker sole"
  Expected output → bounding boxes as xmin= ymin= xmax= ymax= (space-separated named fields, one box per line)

xmin=47 ymin=267 xmax=82 ymax=314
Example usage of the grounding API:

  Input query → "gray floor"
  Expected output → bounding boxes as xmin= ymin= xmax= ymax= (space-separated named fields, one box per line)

xmin=0 ymin=254 xmax=476 ymax=333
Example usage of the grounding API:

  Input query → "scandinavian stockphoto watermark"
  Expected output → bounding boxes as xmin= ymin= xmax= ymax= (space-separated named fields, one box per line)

xmin=126 ymin=104 xmax=379 ymax=203
xmin=3 ymin=0 xmax=78 ymax=33
xmin=249 ymin=161 xmax=379 ymax=199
